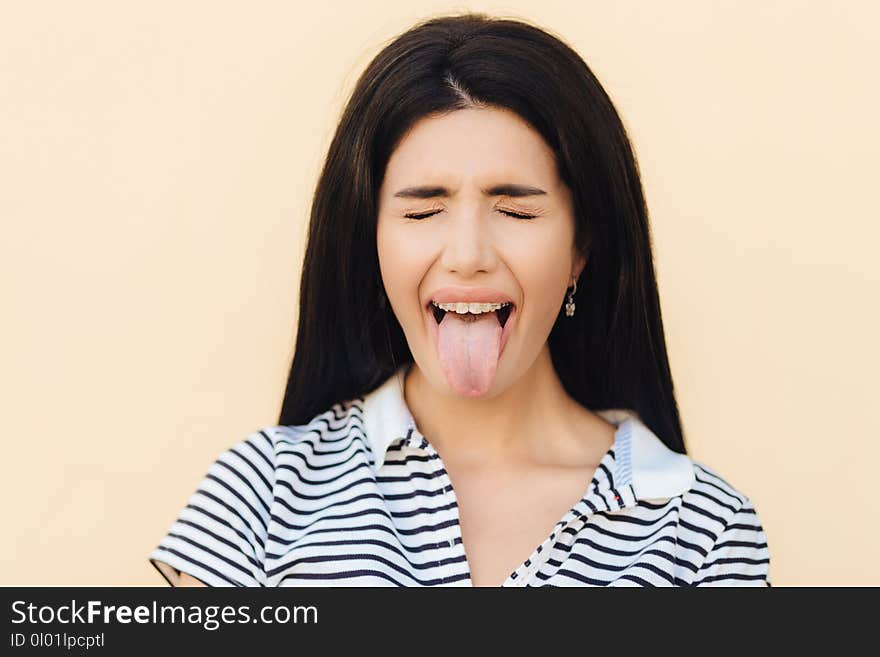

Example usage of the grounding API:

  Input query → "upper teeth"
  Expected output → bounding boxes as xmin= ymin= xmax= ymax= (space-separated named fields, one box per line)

xmin=431 ymin=301 xmax=511 ymax=314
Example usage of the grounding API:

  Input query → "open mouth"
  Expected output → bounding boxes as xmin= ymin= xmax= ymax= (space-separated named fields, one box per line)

xmin=425 ymin=299 xmax=519 ymax=362
xmin=429 ymin=302 xmax=514 ymax=329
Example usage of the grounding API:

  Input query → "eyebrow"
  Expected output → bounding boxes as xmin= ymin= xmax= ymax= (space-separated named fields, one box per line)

xmin=393 ymin=183 xmax=548 ymax=199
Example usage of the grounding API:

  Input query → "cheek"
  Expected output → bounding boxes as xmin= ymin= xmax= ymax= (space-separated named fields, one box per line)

xmin=377 ymin=223 xmax=430 ymax=313
xmin=510 ymin=229 xmax=572 ymax=294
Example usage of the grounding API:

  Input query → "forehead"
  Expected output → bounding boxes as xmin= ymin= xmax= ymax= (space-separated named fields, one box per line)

xmin=381 ymin=106 xmax=560 ymax=191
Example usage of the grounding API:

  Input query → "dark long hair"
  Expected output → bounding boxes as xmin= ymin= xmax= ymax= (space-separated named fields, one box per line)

xmin=277 ymin=12 xmax=687 ymax=454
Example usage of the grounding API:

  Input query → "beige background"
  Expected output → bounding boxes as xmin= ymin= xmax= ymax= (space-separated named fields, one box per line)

xmin=2 ymin=1 xmax=877 ymax=586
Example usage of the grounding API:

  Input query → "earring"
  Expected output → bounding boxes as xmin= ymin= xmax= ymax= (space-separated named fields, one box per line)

xmin=564 ymin=277 xmax=577 ymax=317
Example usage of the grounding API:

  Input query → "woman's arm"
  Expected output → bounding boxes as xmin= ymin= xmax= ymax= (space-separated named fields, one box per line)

xmin=148 ymin=429 xmax=277 ymax=586
xmin=177 ymin=572 xmax=207 ymax=587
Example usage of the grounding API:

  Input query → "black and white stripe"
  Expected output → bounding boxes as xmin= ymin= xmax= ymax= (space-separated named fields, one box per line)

xmin=150 ymin=367 xmax=771 ymax=587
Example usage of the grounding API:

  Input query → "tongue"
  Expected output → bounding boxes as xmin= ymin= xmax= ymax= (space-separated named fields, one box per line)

xmin=437 ymin=312 xmax=502 ymax=397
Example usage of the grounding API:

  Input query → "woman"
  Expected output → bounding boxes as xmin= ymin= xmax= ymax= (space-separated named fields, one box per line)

xmin=149 ymin=12 xmax=771 ymax=586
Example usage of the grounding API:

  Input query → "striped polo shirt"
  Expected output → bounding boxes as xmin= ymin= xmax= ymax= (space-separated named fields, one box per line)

xmin=149 ymin=365 xmax=771 ymax=586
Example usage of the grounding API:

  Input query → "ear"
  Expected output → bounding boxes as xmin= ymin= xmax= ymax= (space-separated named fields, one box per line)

xmin=571 ymin=245 xmax=588 ymax=281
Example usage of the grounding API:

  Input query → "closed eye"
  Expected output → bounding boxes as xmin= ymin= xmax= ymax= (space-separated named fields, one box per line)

xmin=404 ymin=209 xmax=537 ymax=220
xmin=499 ymin=209 xmax=538 ymax=220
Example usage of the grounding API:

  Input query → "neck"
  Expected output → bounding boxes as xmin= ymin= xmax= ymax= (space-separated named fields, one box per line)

xmin=403 ymin=345 xmax=614 ymax=468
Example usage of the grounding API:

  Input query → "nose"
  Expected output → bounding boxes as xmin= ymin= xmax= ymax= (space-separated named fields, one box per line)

xmin=439 ymin=207 xmax=498 ymax=276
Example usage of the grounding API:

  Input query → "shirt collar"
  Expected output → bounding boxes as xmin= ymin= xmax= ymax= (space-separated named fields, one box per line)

xmin=360 ymin=364 xmax=694 ymax=501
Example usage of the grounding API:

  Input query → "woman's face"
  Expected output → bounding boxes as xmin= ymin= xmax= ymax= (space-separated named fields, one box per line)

xmin=376 ymin=106 xmax=584 ymax=399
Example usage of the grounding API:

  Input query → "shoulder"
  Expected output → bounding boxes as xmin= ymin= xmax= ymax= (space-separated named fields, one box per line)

xmin=675 ymin=460 xmax=771 ymax=586
xmin=241 ymin=399 xmax=363 ymax=454
xmin=683 ymin=460 xmax=751 ymax=513
xmin=148 ymin=400 xmax=367 ymax=587
xmin=636 ymin=448 xmax=760 ymax=538
xmin=234 ymin=399 xmax=366 ymax=480
xmin=677 ymin=459 xmax=762 ymax=532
